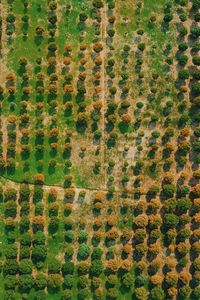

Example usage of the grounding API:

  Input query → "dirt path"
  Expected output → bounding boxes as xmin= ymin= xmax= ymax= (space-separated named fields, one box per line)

xmin=0 ymin=1 xmax=9 ymax=86
xmin=0 ymin=173 xmax=153 ymax=198
xmin=1 ymin=117 xmax=7 ymax=162
xmin=100 ymin=4 xmax=107 ymax=189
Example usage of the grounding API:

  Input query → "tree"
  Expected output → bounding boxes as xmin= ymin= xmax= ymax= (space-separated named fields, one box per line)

xmin=107 ymin=260 xmax=118 ymax=273
xmin=191 ymin=82 xmax=200 ymax=96
xmin=19 ymin=259 xmax=33 ymax=274
xmin=34 ymin=290 xmax=46 ymax=300
xmin=93 ymin=0 xmax=103 ymax=9
xmin=191 ymin=26 xmax=200 ymax=38
xmin=4 ymin=275 xmax=17 ymax=290
xmin=32 ymin=245 xmax=47 ymax=262
xmin=61 ymin=289 xmax=73 ymax=300
xmin=135 ymin=287 xmax=149 ymax=300
xmin=164 ymin=13 xmax=173 ymax=23
xmin=4 ymin=290 xmax=15 ymax=300
xmin=193 ymin=286 xmax=200 ymax=299
xmin=150 ymin=274 xmax=163 ymax=285
xmin=77 ymin=262 xmax=89 ymax=275
xmin=134 ymin=215 xmax=148 ymax=228
xmin=91 ymin=247 xmax=103 ymax=260
xmin=179 ymin=285 xmax=191 ymax=299
xmin=34 ymin=231 xmax=46 ymax=245
xmin=48 ymin=216 xmax=59 ymax=233
xmin=162 ymin=184 xmax=175 ymax=198
xmin=78 ymin=244 xmax=90 ymax=260
xmin=107 ymin=288 xmax=118 ymax=299
xmin=48 ymin=259 xmax=61 ymax=274
xmin=47 ymin=274 xmax=63 ymax=290
xmin=34 ymin=173 xmax=45 ymax=184
xmin=5 ymin=244 xmax=17 ymax=259
xmin=106 ymin=275 xmax=117 ymax=288
xmin=19 ymin=274 xmax=33 ymax=291
xmin=34 ymin=273 xmax=47 ymax=290
xmin=65 ymin=245 xmax=74 ymax=260
xmin=90 ymin=259 xmax=103 ymax=276
xmin=165 ymin=271 xmax=178 ymax=287
xmin=62 ymin=262 xmax=74 ymax=275
xmin=3 ymin=259 xmax=18 ymax=275
xmin=193 ymin=258 xmax=200 ymax=271
xmin=193 ymin=56 xmax=200 ymax=66
xmin=93 ymin=42 xmax=103 ymax=53
xmin=35 ymin=25 xmax=44 ymax=36
xmin=64 ymin=274 xmax=73 ymax=288
xmin=177 ymin=198 xmax=192 ymax=214
xmin=179 ymin=271 xmax=191 ymax=285
xmin=178 ymin=69 xmax=190 ymax=80
xmin=164 ymin=214 xmax=179 ymax=228
xmin=122 ymin=272 xmax=134 ymax=290
xmin=150 ymin=286 xmax=165 ymax=300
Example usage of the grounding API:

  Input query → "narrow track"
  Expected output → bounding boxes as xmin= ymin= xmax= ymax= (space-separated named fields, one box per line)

xmin=0 ymin=173 xmax=150 ymax=197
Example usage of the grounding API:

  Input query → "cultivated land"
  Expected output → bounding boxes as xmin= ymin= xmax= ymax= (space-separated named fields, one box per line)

xmin=0 ymin=0 xmax=199 ymax=299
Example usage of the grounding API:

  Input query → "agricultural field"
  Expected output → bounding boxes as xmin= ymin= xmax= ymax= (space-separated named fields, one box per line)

xmin=0 ymin=0 xmax=199 ymax=299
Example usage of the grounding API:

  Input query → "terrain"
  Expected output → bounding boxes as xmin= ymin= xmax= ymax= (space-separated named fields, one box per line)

xmin=0 ymin=0 xmax=199 ymax=299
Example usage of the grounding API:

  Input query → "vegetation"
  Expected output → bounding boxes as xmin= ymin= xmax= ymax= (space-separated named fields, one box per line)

xmin=0 ymin=0 xmax=198 ymax=299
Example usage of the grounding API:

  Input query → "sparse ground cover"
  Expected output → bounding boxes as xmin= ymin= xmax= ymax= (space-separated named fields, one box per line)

xmin=0 ymin=0 xmax=199 ymax=299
